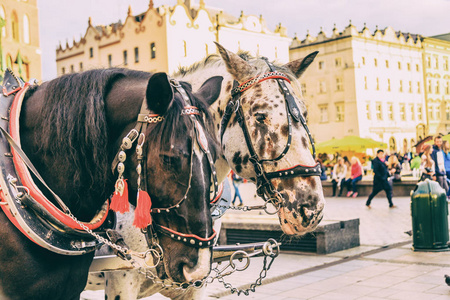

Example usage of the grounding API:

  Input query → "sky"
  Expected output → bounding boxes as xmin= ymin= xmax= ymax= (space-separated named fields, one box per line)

xmin=38 ymin=0 xmax=450 ymax=81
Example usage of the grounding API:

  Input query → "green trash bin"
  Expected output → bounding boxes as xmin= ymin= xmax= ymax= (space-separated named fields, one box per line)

xmin=411 ymin=179 xmax=449 ymax=251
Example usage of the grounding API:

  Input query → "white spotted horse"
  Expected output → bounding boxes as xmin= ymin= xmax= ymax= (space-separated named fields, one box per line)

xmin=0 ymin=68 xmax=222 ymax=300
xmin=90 ymin=43 xmax=324 ymax=299
xmin=176 ymin=43 xmax=325 ymax=235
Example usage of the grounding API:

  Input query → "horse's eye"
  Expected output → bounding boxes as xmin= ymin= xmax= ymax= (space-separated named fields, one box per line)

xmin=161 ymin=155 xmax=182 ymax=168
xmin=255 ymin=113 xmax=267 ymax=123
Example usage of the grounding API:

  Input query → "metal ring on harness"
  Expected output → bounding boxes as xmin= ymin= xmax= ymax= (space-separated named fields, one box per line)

xmin=229 ymin=250 xmax=250 ymax=271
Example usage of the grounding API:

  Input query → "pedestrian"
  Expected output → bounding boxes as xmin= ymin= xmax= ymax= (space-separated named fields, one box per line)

xmin=317 ymin=158 xmax=328 ymax=181
xmin=231 ymin=170 xmax=244 ymax=206
xmin=419 ymin=144 xmax=435 ymax=181
xmin=346 ymin=156 xmax=363 ymax=198
xmin=365 ymin=149 xmax=396 ymax=208
xmin=430 ymin=135 xmax=449 ymax=192
xmin=410 ymin=154 xmax=421 ymax=178
xmin=442 ymin=140 xmax=450 ymax=196
xmin=331 ymin=157 xmax=347 ymax=197
xmin=342 ymin=156 xmax=352 ymax=195
xmin=387 ymin=154 xmax=402 ymax=188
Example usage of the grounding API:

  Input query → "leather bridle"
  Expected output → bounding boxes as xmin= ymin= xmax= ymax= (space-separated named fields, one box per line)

xmin=112 ymin=79 xmax=218 ymax=248
xmin=219 ymin=58 xmax=321 ymax=207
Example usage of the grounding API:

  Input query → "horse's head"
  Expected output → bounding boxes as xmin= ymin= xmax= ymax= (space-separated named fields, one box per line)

xmin=215 ymin=43 xmax=325 ymax=235
xmin=110 ymin=72 xmax=222 ymax=284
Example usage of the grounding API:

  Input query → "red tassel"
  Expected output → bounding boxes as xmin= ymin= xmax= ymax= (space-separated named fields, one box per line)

xmin=133 ymin=190 xmax=152 ymax=229
xmin=110 ymin=179 xmax=129 ymax=213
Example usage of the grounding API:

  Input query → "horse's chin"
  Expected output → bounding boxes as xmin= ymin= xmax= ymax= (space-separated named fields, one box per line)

xmin=278 ymin=202 xmax=324 ymax=236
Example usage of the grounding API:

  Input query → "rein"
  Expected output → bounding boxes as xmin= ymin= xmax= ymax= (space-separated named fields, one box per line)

xmin=110 ymin=79 xmax=218 ymax=248
xmin=220 ymin=58 xmax=321 ymax=206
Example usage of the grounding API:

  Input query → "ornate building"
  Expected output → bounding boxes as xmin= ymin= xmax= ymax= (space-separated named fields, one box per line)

xmin=0 ymin=0 xmax=41 ymax=81
xmin=421 ymin=35 xmax=450 ymax=135
xmin=56 ymin=0 xmax=291 ymax=76
xmin=290 ymin=23 xmax=428 ymax=153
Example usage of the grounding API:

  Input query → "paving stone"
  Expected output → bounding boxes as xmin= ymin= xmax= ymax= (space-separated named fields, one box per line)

xmin=386 ymin=290 xmax=440 ymax=299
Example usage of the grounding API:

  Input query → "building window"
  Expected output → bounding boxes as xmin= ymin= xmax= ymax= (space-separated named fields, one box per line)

xmin=398 ymin=61 xmax=401 ymax=70
xmin=301 ymin=83 xmax=307 ymax=95
xmin=183 ymin=40 xmax=187 ymax=57
xmin=399 ymin=80 xmax=403 ymax=92
xmin=444 ymin=58 xmax=449 ymax=71
xmin=364 ymin=76 xmax=367 ymax=89
xmin=206 ymin=44 xmax=209 ymax=56
xmin=150 ymin=42 xmax=156 ymax=59
xmin=123 ymin=50 xmax=128 ymax=65
xmin=376 ymin=78 xmax=379 ymax=90
xmin=362 ymin=57 xmax=365 ymax=65
xmin=410 ymin=104 xmax=415 ymax=121
xmin=416 ymin=64 xmax=420 ymax=71
xmin=366 ymin=102 xmax=371 ymax=120
xmin=435 ymin=57 xmax=439 ymax=69
xmin=376 ymin=103 xmax=382 ymax=120
xmin=335 ymin=103 xmax=344 ymax=122
xmin=0 ymin=6 xmax=5 ymax=37
xmin=336 ymin=77 xmax=343 ymax=91
xmin=407 ymin=63 xmax=411 ymax=71
xmin=335 ymin=58 xmax=341 ymax=67
xmin=428 ymin=80 xmax=432 ymax=93
xmin=319 ymin=81 xmax=326 ymax=93
xmin=23 ymin=14 xmax=30 ymax=44
xmin=446 ymin=103 xmax=450 ymax=121
xmin=319 ymin=105 xmax=328 ymax=123
xmin=318 ymin=61 xmax=324 ymax=70
xmin=374 ymin=58 xmax=378 ymax=67
xmin=11 ymin=11 xmax=19 ymax=42
xmin=417 ymin=82 xmax=421 ymax=93
xmin=418 ymin=105 xmax=423 ymax=121
xmin=446 ymin=82 xmax=449 ymax=95
xmin=409 ymin=81 xmax=412 ymax=93
xmin=108 ymin=54 xmax=112 ymax=67
xmin=437 ymin=105 xmax=441 ymax=120
xmin=387 ymin=79 xmax=391 ymax=91
xmin=428 ymin=105 xmax=434 ymax=120
xmin=388 ymin=103 xmax=394 ymax=121
xmin=70 ymin=65 xmax=74 ymax=73
xmin=134 ymin=47 xmax=139 ymax=63
xmin=385 ymin=60 xmax=389 ymax=68
xmin=400 ymin=103 xmax=406 ymax=121
xmin=62 ymin=67 xmax=65 ymax=74
xmin=427 ymin=56 xmax=431 ymax=68
xmin=79 ymin=62 xmax=83 ymax=71
xmin=89 ymin=47 xmax=93 ymax=58
xmin=436 ymin=81 xmax=440 ymax=94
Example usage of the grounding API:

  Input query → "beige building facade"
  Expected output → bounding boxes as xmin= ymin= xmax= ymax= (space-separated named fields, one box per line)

xmin=56 ymin=0 xmax=291 ymax=76
xmin=422 ymin=36 xmax=450 ymax=136
xmin=290 ymin=23 xmax=427 ymax=153
xmin=0 ymin=0 xmax=41 ymax=81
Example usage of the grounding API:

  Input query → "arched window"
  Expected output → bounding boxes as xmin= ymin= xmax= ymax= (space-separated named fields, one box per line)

xmin=11 ymin=11 xmax=19 ymax=42
xmin=389 ymin=137 xmax=396 ymax=153
xmin=0 ymin=6 xmax=6 ymax=38
xmin=403 ymin=138 xmax=408 ymax=153
xmin=23 ymin=14 xmax=29 ymax=44
xmin=205 ymin=43 xmax=208 ymax=56
xmin=183 ymin=40 xmax=187 ymax=57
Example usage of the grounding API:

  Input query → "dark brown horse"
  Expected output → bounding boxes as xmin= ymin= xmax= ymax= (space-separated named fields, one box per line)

xmin=0 ymin=69 xmax=222 ymax=300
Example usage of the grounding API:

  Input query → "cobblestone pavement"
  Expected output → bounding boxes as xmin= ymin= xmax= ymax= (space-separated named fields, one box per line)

xmin=82 ymin=182 xmax=450 ymax=299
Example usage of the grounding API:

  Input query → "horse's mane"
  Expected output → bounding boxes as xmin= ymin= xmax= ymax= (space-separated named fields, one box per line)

xmin=36 ymin=69 xmax=147 ymax=195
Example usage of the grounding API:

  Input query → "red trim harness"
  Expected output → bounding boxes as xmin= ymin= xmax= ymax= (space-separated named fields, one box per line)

xmin=3 ymin=84 xmax=109 ymax=234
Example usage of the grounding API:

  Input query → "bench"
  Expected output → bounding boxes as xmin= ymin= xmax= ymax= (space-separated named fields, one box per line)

xmin=321 ymin=177 xmax=418 ymax=197
xmin=219 ymin=218 xmax=360 ymax=254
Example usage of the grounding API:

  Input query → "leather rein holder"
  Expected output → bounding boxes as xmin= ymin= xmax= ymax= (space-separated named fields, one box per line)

xmin=219 ymin=59 xmax=321 ymax=200
xmin=0 ymin=69 xmax=111 ymax=255
xmin=110 ymin=79 xmax=218 ymax=248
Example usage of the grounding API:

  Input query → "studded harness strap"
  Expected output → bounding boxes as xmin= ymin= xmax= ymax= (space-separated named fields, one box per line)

xmin=112 ymin=79 xmax=218 ymax=248
xmin=219 ymin=58 xmax=321 ymax=204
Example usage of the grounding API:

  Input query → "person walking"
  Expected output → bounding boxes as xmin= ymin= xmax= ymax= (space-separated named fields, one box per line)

xmin=346 ymin=156 xmax=363 ymax=197
xmin=365 ymin=149 xmax=396 ymax=208
xmin=231 ymin=171 xmax=244 ymax=206
xmin=331 ymin=157 xmax=347 ymax=197
xmin=420 ymin=144 xmax=435 ymax=181
xmin=442 ymin=140 xmax=450 ymax=197
xmin=430 ymin=135 xmax=449 ymax=192
xmin=387 ymin=154 xmax=402 ymax=189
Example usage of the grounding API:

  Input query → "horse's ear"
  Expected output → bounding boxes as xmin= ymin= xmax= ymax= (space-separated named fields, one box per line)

xmin=284 ymin=51 xmax=319 ymax=78
xmin=214 ymin=42 xmax=255 ymax=82
xmin=146 ymin=72 xmax=173 ymax=115
xmin=194 ymin=76 xmax=223 ymax=106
